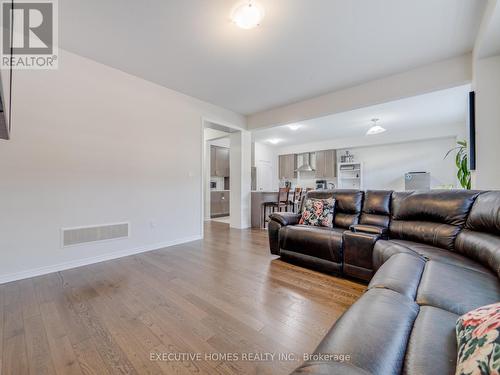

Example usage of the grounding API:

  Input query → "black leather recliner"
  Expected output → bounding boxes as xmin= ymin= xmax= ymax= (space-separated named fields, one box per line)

xmin=269 ymin=189 xmax=391 ymax=280
xmin=268 ymin=190 xmax=364 ymax=274
xmin=268 ymin=189 xmax=500 ymax=375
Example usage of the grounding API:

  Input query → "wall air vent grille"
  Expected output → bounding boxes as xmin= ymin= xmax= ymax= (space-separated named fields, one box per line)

xmin=62 ymin=222 xmax=129 ymax=247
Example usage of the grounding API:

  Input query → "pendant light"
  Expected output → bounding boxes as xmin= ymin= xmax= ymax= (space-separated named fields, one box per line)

xmin=366 ymin=118 xmax=386 ymax=135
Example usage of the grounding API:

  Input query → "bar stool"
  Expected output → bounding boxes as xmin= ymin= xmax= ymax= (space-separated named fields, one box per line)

xmin=262 ymin=187 xmax=290 ymax=229
xmin=288 ymin=187 xmax=303 ymax=213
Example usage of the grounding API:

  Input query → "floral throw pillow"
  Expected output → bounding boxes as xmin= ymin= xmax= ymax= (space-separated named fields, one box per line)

xmin=299 ymin=198 xmax=335 ymax=228
xmin=455 ymin=302 xmax=500 ymax=375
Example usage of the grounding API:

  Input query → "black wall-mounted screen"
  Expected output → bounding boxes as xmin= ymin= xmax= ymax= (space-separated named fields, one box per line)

xmin=469 ymin=91 xmax=476 ymax=171
xmin=0 ymin=80 xmax=8 ymax=140
xmin=0 ymin=0 xmax=13 ymax=140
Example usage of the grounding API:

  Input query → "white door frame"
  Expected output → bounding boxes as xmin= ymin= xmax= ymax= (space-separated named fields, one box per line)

xmin=200 ymin=117 xmax=245 ymax=238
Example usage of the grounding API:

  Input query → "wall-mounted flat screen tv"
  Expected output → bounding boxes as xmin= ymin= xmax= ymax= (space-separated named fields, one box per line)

xmin=468 ymin=91 xmax=476 ymax=171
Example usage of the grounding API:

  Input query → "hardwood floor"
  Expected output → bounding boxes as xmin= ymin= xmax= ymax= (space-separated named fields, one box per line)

xmin=0 ymin=222 xmax=365 ymax=375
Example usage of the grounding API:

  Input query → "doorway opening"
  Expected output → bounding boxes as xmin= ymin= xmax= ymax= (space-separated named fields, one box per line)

xmin=205 ymin=127 xmax=231 ymax=224
xmin=202 ymin=119 xmax=251 ymax=234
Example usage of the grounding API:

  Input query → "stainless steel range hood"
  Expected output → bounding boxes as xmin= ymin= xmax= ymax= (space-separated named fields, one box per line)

xmin=295 ymin=153 xmax=315 ymax=172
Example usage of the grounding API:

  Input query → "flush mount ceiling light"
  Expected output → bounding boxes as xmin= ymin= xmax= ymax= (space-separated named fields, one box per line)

xmin=231 ymin=1 xmax=265 ymax=29
xmin=267 ymin=138 xmax=281 ymax=145
xmin=366 ymin=118 xmax=386 ymax=135
xmin=287 ymin=124 xmax=302 ymax=131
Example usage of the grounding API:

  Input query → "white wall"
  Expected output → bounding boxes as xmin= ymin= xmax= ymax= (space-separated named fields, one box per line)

xmin=271 ymin=123 xmax=463 ymax=190
xmin=247 ymin=55 xmax=472 ymax=129
xmin=470 ymin=0 xmax=500 ymax=189
xmin=204 ymin=140 xmax=212 ymax=220
xmin=204 ymin=128 xmax=229 ymax=141
xmin=472 ymin=55 xmax=500 ymax=189
xmin=253 ymin=141 xmax=279 ymax=190
xmin=275 ymin=123 xmax=463 ymax=155
xmin=210 ymin=137 xmax=230 ymax=148
xmin=230 ymin=131 xmax=251 ymax=229
xmin=336 ymin=137 xmax=458 ymax=191
xmin=0 ymin=49 xmax=245 ymax=283
xmin=271 ymin=136 xmax=459 ymax=191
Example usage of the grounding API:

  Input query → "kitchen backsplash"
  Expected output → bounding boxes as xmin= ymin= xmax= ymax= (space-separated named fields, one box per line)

xmin=281 ymin=177 xmax=338 ymax=189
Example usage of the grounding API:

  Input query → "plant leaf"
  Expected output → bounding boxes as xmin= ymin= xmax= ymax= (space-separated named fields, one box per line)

xmin=444 ymin=146 xmax=461 ymax=160
xmin=446 ymin=140 xmax=470 ymax=189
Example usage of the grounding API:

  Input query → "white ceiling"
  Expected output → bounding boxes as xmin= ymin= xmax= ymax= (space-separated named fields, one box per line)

xmin=252 ymin=85 xmax=469 ymax=147
xmin=60 ymin=0 xmax=486 ymax=115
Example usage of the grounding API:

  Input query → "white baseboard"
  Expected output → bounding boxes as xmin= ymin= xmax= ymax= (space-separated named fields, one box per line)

xmin=0 ymin=235 xmax=202 ymax=285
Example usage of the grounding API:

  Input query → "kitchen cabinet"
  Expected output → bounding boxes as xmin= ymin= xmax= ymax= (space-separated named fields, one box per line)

xmin=210 ymin=146 xmax=230 ymax=177
xmin=211 ymin=191 xmax=230 ymax=218
xmin=279 ymin=154 xmax=297 ymax=180
xmin=315 ymin=149 xmax=337 ymax=178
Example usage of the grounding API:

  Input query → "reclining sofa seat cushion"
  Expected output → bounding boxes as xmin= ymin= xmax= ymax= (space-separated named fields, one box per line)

xmin=371 ymin=252 xmax=500 ymax=316
xmin=415 ymin=260 xmax=500 ymax=315
xmin=372 ymin=190 xmax=481 ymax=271
xmin=372 ymin=239 xmax=492 ymax=274
xmin=351 ymin=190 xmax=393 ymax=236
xmin=455 ymin=191 xmax=500 ymax=278
xmin=403 ymin=305 xmax=459 ymax=375
xmin=389 ymin=190 xmax=481 ymax=251
xmin=368 ymin=252 xmax=426 ymax=300
xmin=292 ymin=288 xmax=420 ymax=375
xmin=280 ymin=225 xmax=345 ymax=263
xmin=366 ymin=251 xmax=500 ymax=374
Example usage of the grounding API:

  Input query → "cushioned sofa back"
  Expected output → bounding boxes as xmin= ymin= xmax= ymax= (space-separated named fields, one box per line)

xmin=389 ymin=190 xmax=480 ymax=251
xmin=302 ymin=190 xmax=364 ymax=229
xmin=455 ymin=191 xmax=500 ymax=277
xmin=360 ymin=190 xmax=393 ymax=228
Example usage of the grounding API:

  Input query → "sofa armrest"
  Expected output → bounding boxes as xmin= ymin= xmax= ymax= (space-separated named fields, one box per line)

xmin=268 ymin=220 xmax=282 ymax=255
xmin=269 ymin=212 xmax=301 ymax=226
xmin=267 ymin=213 xmax=301 ymax=256
xmin=343 ymin=231 xmax=381 ymax=281
xmin=350 ymin=224 xmax=388 ymax=238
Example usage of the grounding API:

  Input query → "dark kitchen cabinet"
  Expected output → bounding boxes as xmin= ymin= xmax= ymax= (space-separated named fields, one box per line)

xmin=211 ymin=191 xmax=230 ymax=218
xmin=315 ymin=149 xmax=337 ymax=178
xmin=211 ymin=146 xmax=230 ymax=177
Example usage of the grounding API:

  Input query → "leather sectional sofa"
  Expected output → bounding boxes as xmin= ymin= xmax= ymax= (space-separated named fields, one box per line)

xmin=268 ymin=189 xmax=500 ymax=375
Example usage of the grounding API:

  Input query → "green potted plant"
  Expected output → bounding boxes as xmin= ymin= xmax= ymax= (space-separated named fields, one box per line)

xmin=445 ymin=140 xmax=471 ymax=189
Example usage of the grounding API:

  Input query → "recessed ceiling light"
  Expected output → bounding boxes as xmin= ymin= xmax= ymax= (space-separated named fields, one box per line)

xmin=231 ymin=1 xmax=265 ymax=30
xmin=267 ymin=138 xmax=281 ymax=144
xmin=366 ymin=118 xmax=386 ymax=135
xmin=287 ymin=124 xmax=302 ymax=131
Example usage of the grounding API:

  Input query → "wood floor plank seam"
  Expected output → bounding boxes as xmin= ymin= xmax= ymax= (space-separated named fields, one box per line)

xmin=0 ymin=222 xmax=363 ymax=374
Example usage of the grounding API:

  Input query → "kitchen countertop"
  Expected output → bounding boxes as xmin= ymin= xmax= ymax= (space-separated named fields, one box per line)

xmin=251 ymin=191 xmax=301 ymax=228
